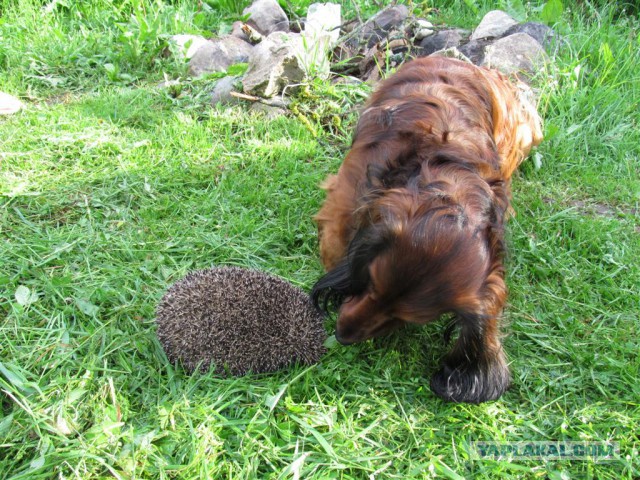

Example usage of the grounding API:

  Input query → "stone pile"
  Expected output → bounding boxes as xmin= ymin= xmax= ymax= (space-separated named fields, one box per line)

xmin=165 ymin=3 xmax=561 ymax=109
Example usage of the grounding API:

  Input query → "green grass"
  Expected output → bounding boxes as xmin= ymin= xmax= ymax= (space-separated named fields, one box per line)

xmin=1 ymin=0 xmax=639 ymax=478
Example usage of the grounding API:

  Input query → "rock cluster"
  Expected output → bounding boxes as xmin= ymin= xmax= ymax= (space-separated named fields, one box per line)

xmin=165 ymin=4 xmax=560 ymax=109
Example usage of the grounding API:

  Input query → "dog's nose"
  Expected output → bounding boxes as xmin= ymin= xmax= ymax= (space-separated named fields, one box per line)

xmin=334 ymin=330 xmax=355 ymax=345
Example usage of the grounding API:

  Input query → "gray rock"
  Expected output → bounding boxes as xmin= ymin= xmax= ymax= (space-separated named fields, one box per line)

xmin=501 ymin=22 xmax=560 ymax=50
xmin=242 ymin=32 xmax=306 ymax=97
xmin=274 ymin=30 xmax=332 ymax=80
xmin=470 ymin=10 xmax=517 ymax=40
xmin=250 ymin=102 xmax=287 ymax=118
xmin=359 ymin=5 xmax=409 ymax=47
xmin=0 ymin=92 xmax=23 ymax=115
xmin=210 ymin=76 xmax=242 ymax=105
xmin=363 ymin=65 xmax=381 ymax=84
xmin=168 ymin=34 xmax=209 ymax=60
xmin=341 ymin=18 xmax=359 ymax=34
xmin=482 ymin=33 xmax=549 ymax=78
xmin=358 ymin=42 xmax=381 ymax=76
xmin=188 ymin=36 xmax=253 ymax=77
xmin=429 ymin=47 xmax=472 ymax=64
xmin=458 ymin=38 xmax=492 ymax=65
xmin=413 ymin=19 xmax=435 ymax=40
xmin=419 ymin=29 xmax=466 ymax=56
xmin=243 ymin=0 xmax=290 ymax=36
xmin=231 ymin=21 xmax=251 ymax=42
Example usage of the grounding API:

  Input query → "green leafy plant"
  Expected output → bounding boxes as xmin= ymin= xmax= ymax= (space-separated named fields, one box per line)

xmin=203 ymin=0 xmax=250 ymax=16
xmin=115 ymin=2 xmax=168 ymax=67
xmin=541 ymin=0 xmax=564 ymax=25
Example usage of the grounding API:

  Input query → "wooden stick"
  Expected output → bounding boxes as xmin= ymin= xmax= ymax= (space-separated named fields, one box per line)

xmin=229 ymin=91 xmax=289 ymax=108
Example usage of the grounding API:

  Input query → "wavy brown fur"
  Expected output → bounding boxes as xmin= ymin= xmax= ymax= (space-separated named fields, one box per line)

xmin=312 ymin=57 xmax=542 ymax=404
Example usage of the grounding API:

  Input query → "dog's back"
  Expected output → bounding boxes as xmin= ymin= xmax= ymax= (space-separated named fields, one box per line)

xmin=361 ymin=57 xmax=542 ymax=178
xmin=316 ymin=57 xmax=542 ymax=271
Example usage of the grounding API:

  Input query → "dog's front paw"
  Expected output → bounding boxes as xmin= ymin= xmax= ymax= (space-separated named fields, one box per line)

xmin=430 ymin=360 xmax=510 ymax=404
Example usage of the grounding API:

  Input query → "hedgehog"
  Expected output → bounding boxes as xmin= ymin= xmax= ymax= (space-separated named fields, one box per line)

xmin=156 ymin=266 xmax=327 ymax=376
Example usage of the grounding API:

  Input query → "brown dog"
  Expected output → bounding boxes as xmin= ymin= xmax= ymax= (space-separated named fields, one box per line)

xmin=312 ymin=57 xmax=542 ymax=403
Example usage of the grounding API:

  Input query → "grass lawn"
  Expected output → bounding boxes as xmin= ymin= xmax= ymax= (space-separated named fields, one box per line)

xmin=1 ymin=0 xmax=639 ymax=478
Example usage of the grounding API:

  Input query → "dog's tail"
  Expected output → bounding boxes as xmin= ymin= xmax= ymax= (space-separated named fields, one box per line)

xmin=483 ymin=67 xmax=544 ymax=180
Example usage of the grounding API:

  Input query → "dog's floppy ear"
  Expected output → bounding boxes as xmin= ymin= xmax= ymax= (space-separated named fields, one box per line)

xmin=486 ymin=179 xmax=508 ymax=264
xmin=366 ymin=164 xmax=387 ymax=190
xmin=312 ymin=224 xmax=391 ymax=313
xmin=488 ymin=179 xmax=509 ymax=221
xmin=311 ymin=257 xmax=352 ymax=313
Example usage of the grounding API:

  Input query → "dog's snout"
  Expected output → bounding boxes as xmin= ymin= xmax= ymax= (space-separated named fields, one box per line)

xmin=335 ymin=325 xmax=358 ymax=345
xmin=334 ymin=331 xmax=354 ymax=345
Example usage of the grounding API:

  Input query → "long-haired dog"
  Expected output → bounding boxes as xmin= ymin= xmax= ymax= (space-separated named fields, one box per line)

xmin=312 ymin=57 xmax=542 ymax=403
